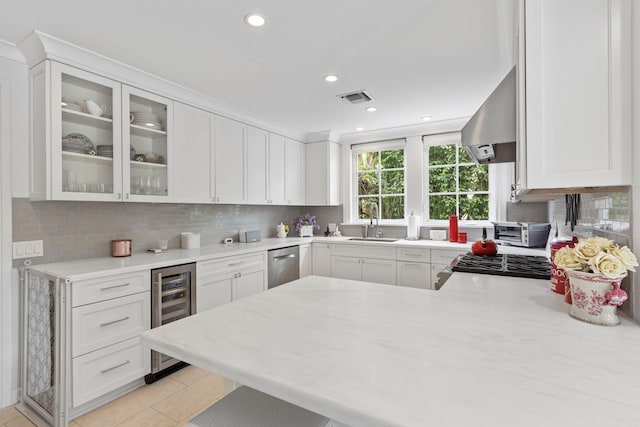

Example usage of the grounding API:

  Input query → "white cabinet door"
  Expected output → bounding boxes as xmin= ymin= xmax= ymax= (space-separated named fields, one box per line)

xmin=361 ymin=258 xmax=396 ymax=285
xmin=247 ymin=126 xmax=269 ymax=204
xmin=197 ymin=276 xmax=233 ymax=313
xmin=524 ymin=0 xmax=631 ymax=189
xmin=305 ymin=141 xmax=340 ymax=205
xmin=173 ymin=102 xmax=212 ymax=203
xmin=268 ymin=133 xmax=286 ymax=204
xmin=299 ymin=244 xmax=312 ymax=278
xmin=234 ymin=268 xmax=265 ymax=300
xmin=285 ymin=138 xmax=305 ymax=205
xmin=331 ymin=256 xmax=362 ymax=281
xmin=397 ymin=262 xmax=431 ymax=290
xmin=312 ymin=243 xmax=331 ymax=277
xmin=212 ymin=115 xmax=246 ymax=203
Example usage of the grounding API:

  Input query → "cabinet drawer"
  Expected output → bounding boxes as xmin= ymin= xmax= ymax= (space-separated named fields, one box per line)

xmin=198 ymin=253 xmax=266 ymax=277
xmin=396 ymin=247 xmax=430 ymax=262
xmin=72 ymin=292 xmax=150 ymax=357
xmin=431 ymin=249 xmax=466 ymax=265
xmin=73 ymin=337 xmax=150 ymax=407
xmin=331 ymin=244 xmax=396 ymax=260
xmin=72 ymin=271 xmax=150 ymax=307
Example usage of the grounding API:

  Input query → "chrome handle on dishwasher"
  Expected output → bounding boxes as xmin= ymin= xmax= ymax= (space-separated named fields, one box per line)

xmin=273 ymin=254 xmax=296 ymax=261
xmin=100 ymin=316 xmax=130 ymax=327
xmin=100 ymin=282 xmax=130 ymax=291
xmin=100 ymin=360 xmax=130 ymax=374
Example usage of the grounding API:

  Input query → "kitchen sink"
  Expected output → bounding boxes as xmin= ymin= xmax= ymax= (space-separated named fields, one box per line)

xmin=347 ymin=237 xmax=399 ymax=243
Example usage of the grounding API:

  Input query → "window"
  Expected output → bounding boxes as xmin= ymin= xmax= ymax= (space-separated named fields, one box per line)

xmin=425 ymin=135 xmax=489 ymax=220
xmin=353 ymin=142 xmax=405 ymax=220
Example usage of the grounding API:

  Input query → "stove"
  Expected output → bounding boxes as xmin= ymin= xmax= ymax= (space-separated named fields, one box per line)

xmin=452 ymin=253 xmax=551 ymax=280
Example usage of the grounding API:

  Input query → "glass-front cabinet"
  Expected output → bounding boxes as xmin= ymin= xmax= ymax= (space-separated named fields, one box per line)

xmin=51 ymin=62 xmax=122 ymax=201
xmin=30 ymin=61 xmax=172 ymax=202
xmin=122 ymin=86 xmax=172 ymax=202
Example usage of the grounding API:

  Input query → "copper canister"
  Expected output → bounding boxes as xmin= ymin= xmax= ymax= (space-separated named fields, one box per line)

xmin=111 ymin=239 xmax=132 ymax=257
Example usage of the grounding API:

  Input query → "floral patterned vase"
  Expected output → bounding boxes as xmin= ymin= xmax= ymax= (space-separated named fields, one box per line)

xmin=299 ymin=225 xmax=314 ymax=237
xmin=566 ymin=270 xmax=627 ymax=326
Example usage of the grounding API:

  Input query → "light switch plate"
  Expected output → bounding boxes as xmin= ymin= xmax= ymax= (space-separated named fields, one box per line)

xmin=13 ymin=240 xmax=44 ymax=259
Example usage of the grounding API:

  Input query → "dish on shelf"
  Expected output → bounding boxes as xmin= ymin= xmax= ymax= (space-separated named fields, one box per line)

xmin=131 ymin=120 xmax=163 ymax=130
xmin=96 ymin=145 xmax=114 ymax=158
xmin=62 ymin=102 xmax=83 ymax=112
xmin=143 ymin=153 xmax=165 ymax=164
xmin=62 ymin=133 xmax=95 ymax=154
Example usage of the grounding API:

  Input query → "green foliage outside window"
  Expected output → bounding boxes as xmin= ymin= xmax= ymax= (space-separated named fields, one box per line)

xmin=428 ymin=144 xmax=489 ymax=220
xmin=357 ymin=149 xmax=405 ymax=219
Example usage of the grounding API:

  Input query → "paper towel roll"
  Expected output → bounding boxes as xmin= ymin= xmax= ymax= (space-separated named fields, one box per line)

xmin=407 ymin=215 xmax=420 ymax=240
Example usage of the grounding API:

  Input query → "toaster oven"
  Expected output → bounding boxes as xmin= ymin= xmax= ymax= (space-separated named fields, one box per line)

xmin=492 ymin=222 xmax=551 ymax=248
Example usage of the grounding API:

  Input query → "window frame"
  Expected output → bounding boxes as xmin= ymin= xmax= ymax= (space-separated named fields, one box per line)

xmin=351 ymin=140 xmax=407 ymax=224
xmin=423 ymin=132 xmax=494 ymax=223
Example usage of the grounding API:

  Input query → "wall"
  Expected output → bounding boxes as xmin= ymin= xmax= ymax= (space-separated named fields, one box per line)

xmin=548 ymin=188 xmax=634 ymax=316
xmin=632 ymin=0 xmax=640 ymax=323
xmin=12 ymin=199 xmax=342 ymax=266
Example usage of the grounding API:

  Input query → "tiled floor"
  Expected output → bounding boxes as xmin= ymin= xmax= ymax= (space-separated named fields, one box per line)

xmin=0 ymin=366 xmax=227 ymax=427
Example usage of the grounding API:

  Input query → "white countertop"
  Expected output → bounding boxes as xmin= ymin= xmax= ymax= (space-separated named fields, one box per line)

xmin=27 ymin=236 xmax=545 ymax=281
xmin=141 ymin=274 xmax=640 ymax=427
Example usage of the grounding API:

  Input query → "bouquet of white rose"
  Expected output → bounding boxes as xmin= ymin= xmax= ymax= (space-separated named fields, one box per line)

xmin=554 ymin=237 xmax=638 ymax=279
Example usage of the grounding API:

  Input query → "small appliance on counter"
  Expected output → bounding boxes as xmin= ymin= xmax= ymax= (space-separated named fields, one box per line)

xmin=239 ymin=230 xmax=261 ymax=243
xmin=493 ymin=222 xmax=551 ymax=248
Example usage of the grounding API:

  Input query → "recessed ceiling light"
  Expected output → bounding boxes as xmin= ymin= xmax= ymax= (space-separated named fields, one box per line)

xmin=365 ymin=107 xmax=377 ymax=112
xmin=421 ymin=116 xmax=433 ymax=121
xmin=245 ymin=14 xmax=266 ymax=27
xmin=324 ymin=74 xmax=339 ymax=83
xmin=355 ymin=127 xmax=364 ymax=131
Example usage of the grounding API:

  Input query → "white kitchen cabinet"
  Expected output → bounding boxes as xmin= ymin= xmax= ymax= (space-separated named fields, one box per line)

xmin=517 ymin=0 xmax=631 ymax=192
xmin=312 ymin=242 xmax=331 ymax=277
xmin=299 ymin=243 xmax=312 ymax=278
xmin=331 ymin=244 xmax=397 ymax=285
xmin=212 ymin=115 xmax=247 ymax=204
xmin=247 ymin=126 xmax=269 ymax=204
xmin=172 ymin=102 xmax=212 ymax=203
xmin=197 ymin=252 xmax=267 ymax=312
xmin=285 ymin=138 xmax=305 ymax=205
xmin=122 ymin=86 xmax=173 ymax=202
xmin=268 ymin=133 xmax=286 ymax=204
xmin=305 ymin=140 xmax=340 ymax=205
xmin=397 ymin=262 xmax=431 ymax=290
xmin=30 ymin=61 xmax=123 ymax=201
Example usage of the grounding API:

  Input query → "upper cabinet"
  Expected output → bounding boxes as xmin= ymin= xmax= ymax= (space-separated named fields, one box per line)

xmin=173 ymin=102 xmax=212 ymax=203
xmin=306 ymin=141 xmax=340 ymax=205
xmin=517 ymin=0 xmax=631 ymax=192
xmin=285 ymin=138 xmax=305 ymax=205
xmin=212 ymin=115 xmax=247 ymax=204
xmin=30 ymin=61 xmax=174 ymax=202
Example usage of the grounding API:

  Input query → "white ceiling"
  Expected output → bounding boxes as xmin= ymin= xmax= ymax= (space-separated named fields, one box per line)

xmin=0 ymin=0 xmax=515 ymax=139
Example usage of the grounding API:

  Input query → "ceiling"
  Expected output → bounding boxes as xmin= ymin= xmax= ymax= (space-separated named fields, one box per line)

xmin=0 ymin=0 xmax=515 ymax=139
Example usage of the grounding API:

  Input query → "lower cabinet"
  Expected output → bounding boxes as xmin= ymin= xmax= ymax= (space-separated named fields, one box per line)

xmin=312 ymin=242 xmax=331 ymax=277
xmin=397 ymin=262 xmax=432 ymax=290
xmin=299 ymin=243 xmax=312 ymax=278
xmin=331 ymin=244 xmax=397 ymax=285
xmin=197 ymin=252 xmax=267 ymax=312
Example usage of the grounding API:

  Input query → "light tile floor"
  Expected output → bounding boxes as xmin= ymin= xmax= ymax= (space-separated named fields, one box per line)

xmin=0 ymin=366 xmax=227 ymax=427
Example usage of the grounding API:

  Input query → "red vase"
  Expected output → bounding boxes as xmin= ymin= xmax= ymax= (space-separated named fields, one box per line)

xmin=449 ymin=216 xmax=458 ymax=242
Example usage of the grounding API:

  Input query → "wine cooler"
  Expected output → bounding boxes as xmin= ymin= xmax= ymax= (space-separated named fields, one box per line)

xmin=145 ymin=262 xmax=196 ymax=383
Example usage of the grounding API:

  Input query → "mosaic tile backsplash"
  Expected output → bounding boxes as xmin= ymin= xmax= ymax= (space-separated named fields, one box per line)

xmin=12 ymin=198 xmax=342 ymax=266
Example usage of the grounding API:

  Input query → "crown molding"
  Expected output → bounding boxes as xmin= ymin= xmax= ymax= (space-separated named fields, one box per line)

xmin=0 ymin=39 xmax=26 ymax=64
xmin=17 ymin=31 xmax=307 ymax=141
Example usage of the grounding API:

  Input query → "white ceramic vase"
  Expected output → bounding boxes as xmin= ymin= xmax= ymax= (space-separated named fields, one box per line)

xmin=299 ymin=225 xmax=313 ymax=237
xmin=566 ymin=270 xmax=627 ymax=326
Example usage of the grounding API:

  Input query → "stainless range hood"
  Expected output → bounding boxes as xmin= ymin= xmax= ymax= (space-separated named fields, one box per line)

xmin=461 ymin=66 xmax=516 ymax=164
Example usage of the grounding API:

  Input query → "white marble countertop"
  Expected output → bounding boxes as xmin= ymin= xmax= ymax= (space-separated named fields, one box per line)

xmin=141 ymin=274 xmax=640 ymax=427
xmin=27 ymin=236 xmax=545 ymax=281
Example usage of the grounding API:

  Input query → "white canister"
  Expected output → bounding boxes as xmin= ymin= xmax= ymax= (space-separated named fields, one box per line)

xmin=181 ymin=232 xmax=200 ymax=249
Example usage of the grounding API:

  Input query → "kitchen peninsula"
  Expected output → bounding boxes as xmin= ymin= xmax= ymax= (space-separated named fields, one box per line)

xmin=141 ymin=274 xmax=640 ymax=427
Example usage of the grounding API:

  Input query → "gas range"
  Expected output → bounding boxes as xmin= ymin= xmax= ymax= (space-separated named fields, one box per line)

xmin=452 ymin=253 xmax=551 ymax=280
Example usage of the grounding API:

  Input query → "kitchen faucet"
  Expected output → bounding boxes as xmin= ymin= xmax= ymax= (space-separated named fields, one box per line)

xmin=370 ymin=202 xmax=382 ymax=238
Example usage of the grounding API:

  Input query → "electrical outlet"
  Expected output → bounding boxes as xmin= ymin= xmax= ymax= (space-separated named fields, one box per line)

xmin=13 ymin=240 xmax=44 ymax=259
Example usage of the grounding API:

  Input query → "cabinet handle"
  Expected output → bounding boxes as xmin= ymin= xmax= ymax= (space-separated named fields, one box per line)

xmin=125 ymin=193 xmax=129 ymax=199
xmin=100 ymin=360 xmax=130 ymax=374
xmin=100 ymin=316 xmax=130 ymax=327
xmin=228 ymin=261 xmax=245 ymax=266
xmin=117 ymin=193 xmax=122 ymax=200
xmin=404 ymin=253 xmax=422 ymax=257
xmin=100 ymin=283 xmax=130 ymax=291
xmin=237 ymin=272 xmax=242 ymax=278
xmin=403 ymin=263 xmax=423 ymax=268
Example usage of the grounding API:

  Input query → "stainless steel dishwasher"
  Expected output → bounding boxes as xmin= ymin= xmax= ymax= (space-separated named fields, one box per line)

xmin=268 ymin=246 xmax=300 ymax=288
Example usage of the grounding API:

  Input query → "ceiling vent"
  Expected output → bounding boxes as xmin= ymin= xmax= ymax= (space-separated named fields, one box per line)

xmin=338 ymin=90 xmax=374 ymax=104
